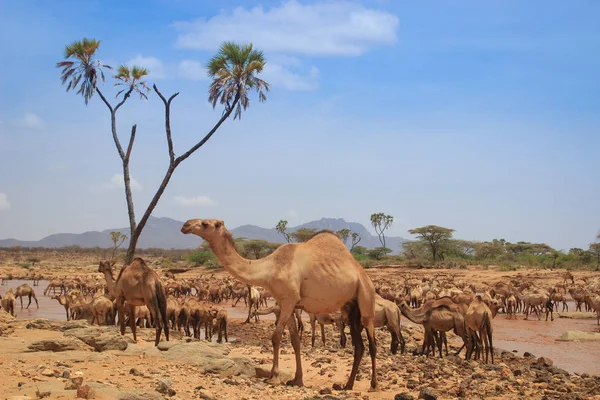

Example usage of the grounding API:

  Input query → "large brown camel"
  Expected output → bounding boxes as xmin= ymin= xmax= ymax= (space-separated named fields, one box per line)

xmin=181 ymin=219 xmax=378 ymax=390
xmin=14 ymin=284 xmax=39 ymax=309
xmin=98 ymin=259 xmax=169 ymax=346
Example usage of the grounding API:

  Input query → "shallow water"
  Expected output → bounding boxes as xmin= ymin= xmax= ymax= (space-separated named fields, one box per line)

xmin=2 ymin=279 xmax=598 ymax=375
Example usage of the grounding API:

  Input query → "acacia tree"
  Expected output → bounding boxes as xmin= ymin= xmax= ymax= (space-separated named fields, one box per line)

xmin=57 ymin=39 xmax=269 ymax=264
xmin=276 ymin=220 xmax=292 ymax=243
xmin=336 ymin=228 xmax=351 ymax=245
xmin=370 ymin=213 xmax=393 ymax=248
xmin=408 ymin=225 xmax=455 ymax=261
xmin=290 ymin=228 xmax=317 ymax=243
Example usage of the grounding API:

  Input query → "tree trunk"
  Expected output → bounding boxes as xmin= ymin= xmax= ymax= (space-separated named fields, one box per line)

xmin=432 ymin=247 xmax=437 ymax=261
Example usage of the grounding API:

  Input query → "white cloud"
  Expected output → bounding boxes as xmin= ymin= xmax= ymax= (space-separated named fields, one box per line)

xmin=173 ymin=1 xmax=399 ymax=56
xmin=127 ymin=55 xmax=166 ymax=79
xmin=10 ymin=112 xmax=45 ymax=130
xmin=0 ymin=193 xmax=10 ymax=211
xmin=177 ymin=59 xmax=207 ymax=81
xmin=174 ymin=195 xmax=217 ymax=207
xmin=262 ymin=57 xmax=319 ymax=91
xmin=101 ymin=173 xmax=142 ymax=192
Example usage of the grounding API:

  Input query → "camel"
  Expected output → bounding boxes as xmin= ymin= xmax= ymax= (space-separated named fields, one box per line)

xmin=584 ymin=294 xmax=600 ymax=325
xmin=181 ymin=219 xmax=378 ymax=390
xmin=98 ymin=259 xmax=169 ymax=346
xmin=551 ymin=289 xmax=568 ymax=312
xmin=372 ymin=295 xmax=406 ymax=354
xmin=309 ymin=311 xmax=346 ymax=348
xmin=212 ymin=308 xmax=229 ymax=343
xmin=14 ymin=284 xmax=39 ymax=309
xmin=250 ymin=303 xmax=305 ymax=336
xmin=568 ymin=288 xmax=587 ymax=312
xmin=506 ymin=295 xmax=517 ymax=319
xmin=245 ymin=285 xmax=261 ymax=324
xmin=562 ymin=271 xmax=575 ymax=285
xmin=423 ymin=304 xmax=468 ymax=358
xmin=51 ymin=294 xmax=71 ymax=320
xmin=44 ymin=279 xmax=65 ymax=295
xmin=1 ymin=289 xmax=16 ymax=317
xmin=465 ymin=296 xmax=495 ymax=364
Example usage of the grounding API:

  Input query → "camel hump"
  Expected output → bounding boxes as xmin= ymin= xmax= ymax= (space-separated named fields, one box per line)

xmin=308 ymin=230 xmax=338 ymax=240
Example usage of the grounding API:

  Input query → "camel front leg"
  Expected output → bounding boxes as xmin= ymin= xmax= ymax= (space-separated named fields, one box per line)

xmin=33 ymin=294 xmax=39 ymax=309
xmin=320 ymin=323 xmax=326 ymax=347
xmin=286 ymin=313 xmax=304 ymax=386
xmin=128 ymin=304 xmax=137 ymax=342
xmin=268 ymin=302 xmax=296 ymax=386
xmin=19 ymin=296 xmax=23 ymax=309
xmin=117 ymin=302 xmax=126 ymax=336
xmin=343 ymin=303 xmax=365 ymax=391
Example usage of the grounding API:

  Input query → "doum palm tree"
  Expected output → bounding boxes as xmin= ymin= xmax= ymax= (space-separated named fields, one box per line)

xmin=57 ymin=38 xmax=269 ymax=264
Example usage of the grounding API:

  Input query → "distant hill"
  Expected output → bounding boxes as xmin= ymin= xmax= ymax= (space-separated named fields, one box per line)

xmin=0 ymin=216 xmax=406 ymax=252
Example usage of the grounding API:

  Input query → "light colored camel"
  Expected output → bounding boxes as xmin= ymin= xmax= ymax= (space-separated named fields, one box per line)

xmin=373 ymin=295 xmax=406 ymax=354
xmin=568 ymin=288 xmax=587 ymax=312
xmin=506 ymin=295 xmax=517 ymax=319
xmin=250 ymin=303 xmax=305 ymax=336
xmin=245 ymin=285 xmax=261 ymax=323
xmin=98 ymin=259 xmax=169 ymax=346
xmin=44 ymin=279 xmax=65 ymax=295
xmin=465 ymin=296 xmax=495 ymax=364
xmin=1 ymin=289 xmax=16 ymax=317
xmin=584 ymin=294 xmax=600 ymax=325
xmin=181 ymin=219 xmax=378 ymax=390
xmin=309 ymin=311 xmax=346 ymax=348
xmin=423 ymin=304 xmax=468 ymax=358
xmin=14 ymin=284 xmax=39 ymax=309
xmin=51 ymin=294 xmax=71 ymax=320
xmin=551 ymin=290 xmax=568 ymax=312
xmin=520 ymin=292 xmax=548 ymax=320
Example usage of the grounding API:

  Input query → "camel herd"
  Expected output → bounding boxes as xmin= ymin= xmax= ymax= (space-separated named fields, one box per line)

xmin=1 ymin=218 xmax=600 ymax=392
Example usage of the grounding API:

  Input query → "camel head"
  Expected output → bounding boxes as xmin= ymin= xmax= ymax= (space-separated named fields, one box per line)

xmin=181 ymin=219 xmax=226 ymax=240
xmin=97 ymin=260 xmax=116 ymax=274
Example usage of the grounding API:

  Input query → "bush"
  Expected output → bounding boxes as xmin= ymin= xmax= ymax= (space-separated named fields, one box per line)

xmin=186 ymin=251 xmax=217 ymax=266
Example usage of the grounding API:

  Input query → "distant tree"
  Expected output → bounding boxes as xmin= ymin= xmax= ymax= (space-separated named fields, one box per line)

xmin=26 ymin=257 xmax=41 ymax=267
xmin=401 ymin=241 xmax=427 ymax=260
xmin=109 ymin=231 xmax=128 ymax=261
xmin=244 ymin=239 xmax=279 ymax=259
xmin=276 ymin=220 xmax=292 ymax=243
xmin=367 ymin=247 xmax=392 ymax=260
xmin=408 ymin=225 xmax=455 ymax=261
xmin=57 ymin=39 xmax=269 ymax=264
xmin=351 ymin=245 xmax=367 ymax=255
xmin=370 ymin=213 xmax=393 ymax=248
xmin=350 ymin=232 xmax=362 ymax=251
xmin=186 ymin=250 xmax=217 ymax=267
xmin=290 ymin=228 xmax=317 ymax=243
xmin=589 ymin=242 xmax=600 ymax=266
xmin=336 ymin=228 xmax=351 ymax=245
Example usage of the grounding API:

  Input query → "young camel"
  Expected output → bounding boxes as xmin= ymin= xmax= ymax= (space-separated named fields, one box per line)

xmin=14 ymin=284 xmax=39 ymax=309
xmin=182 ymin=219 xmax=378 ymax=390
xmin=211 ymin=308 xmax=229 ymax=343
xmin=250 ymin=303 xmax=305 ymax=336
xmin=98 ymin=259 xmax=169 ymax=346
xmin=309 ymin=311 xmax=346 ymax=348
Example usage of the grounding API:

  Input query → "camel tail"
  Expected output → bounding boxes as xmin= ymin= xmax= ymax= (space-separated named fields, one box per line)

xmin=155 ymin=281 xmax=169 ymax=341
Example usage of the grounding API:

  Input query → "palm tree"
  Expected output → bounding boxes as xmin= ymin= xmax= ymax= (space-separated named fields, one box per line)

xmin=207 ymin=41 xmax=269 ymax=120
xmin=56 ymin=38 xmax=111 ymax=105
xmin=114 ymin=65 xmax=151 ymax=100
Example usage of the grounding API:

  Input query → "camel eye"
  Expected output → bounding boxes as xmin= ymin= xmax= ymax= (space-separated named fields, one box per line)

xmin=202 ymin=221 xmax=209 ymax=228
xmin=215 ymin=221 xmax=222 ymax=228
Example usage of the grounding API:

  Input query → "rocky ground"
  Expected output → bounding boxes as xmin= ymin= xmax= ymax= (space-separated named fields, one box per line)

xmin=1 ymin=311 xmax=600 ymax=400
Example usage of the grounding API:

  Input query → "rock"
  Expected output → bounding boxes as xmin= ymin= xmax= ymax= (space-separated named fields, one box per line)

xmin=41 ymin=369 xmax=58 ymax=377
xmin=61 ymin=371 xmax=71 ymax=379
xmin=419 ymin=388 xmax=438 ymax=400
xmin=155 ymin=379 xmax=173 ymax=395
xmin=35 ymin=391 xmax=51 ymax=399
xmin=320 ymin=387 xmax=332 ymax=395
xmin=64 ymin=327 xmax=133 ymax=352
xmin=27 ymin=338 xmax=93 ymax=352
xmin=395 ymin=394 xmax=415 ymax=400
xmin=129 ymin=368 xmax=144 ymax=377
xmin=332 ymin=383 xmax=344 ymax=390
xmin=162 ymin=342 xmax=254 ymax=377
xmin=196 ymin=389 xmax=216 ymax=400
xmin=117 ymin=390 xmax=163 ymax=400
xmin=76 ymin=385 xmax=95 ymax=399
xmin=536 ymin=357 xmax=554 ymax=367
xmin=65 ymin=377 xmax=84 ymax=390
xmin=156 ymin=341 xmax=180 ymax=351
xmin=556 ymin=330 xmax=600 ymax=342
xmin=523 ymin=352 xmax=536 ymax=359
xmin=26 ymin=319 xmax=88 ymax=331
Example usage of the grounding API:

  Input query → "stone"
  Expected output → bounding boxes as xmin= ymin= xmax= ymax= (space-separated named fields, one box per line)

xmin=27 ymin=338 xmax=93 ymax=353
xmin=394 ymin=394 xmax=415 ymax=400
xmin=536 ymin=357 xmax=554 ymax=367
xmin=196 ymin=389 xmax=216 ymax=400
xmin=129 ymin=368 xmax=144 ymax=377
xmin=117 ymin=390 xmax=163 ymax=400
xmin=76 ymin=385 xmax=96 ymax=399
xmin=320 ymin=387 xmax=332 ymax=395
xmin=419 ymin=388 xmax=438 ymax=400
xmin=65 ymin=327 xmax=133 ymax=352
xmin=556 ymin=330 xmax=600 ymax=342
xmin=65 ymin=377 xmax=84 ymax=390
xmin=161 ymin=342 xmax=254 ymax=377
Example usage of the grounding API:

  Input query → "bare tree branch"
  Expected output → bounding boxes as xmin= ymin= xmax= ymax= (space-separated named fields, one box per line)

xmin=153 ymin=84 xmax=179 ymax=164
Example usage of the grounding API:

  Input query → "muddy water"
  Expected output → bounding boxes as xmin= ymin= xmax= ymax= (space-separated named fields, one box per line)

xmin=2 ymin=280 xmax=598 ymax=375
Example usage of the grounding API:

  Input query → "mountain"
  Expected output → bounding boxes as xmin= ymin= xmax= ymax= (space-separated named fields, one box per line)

xmin=0 ymin=216 xmax=406 ymax=252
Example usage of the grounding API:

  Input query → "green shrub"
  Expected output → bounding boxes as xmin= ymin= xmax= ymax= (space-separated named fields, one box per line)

xmin=186 ymin=251 xmax=217 ymax=266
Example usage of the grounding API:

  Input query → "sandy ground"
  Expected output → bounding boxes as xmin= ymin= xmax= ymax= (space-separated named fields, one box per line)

xmin=1 ymin=254 xmax=599 ymax=400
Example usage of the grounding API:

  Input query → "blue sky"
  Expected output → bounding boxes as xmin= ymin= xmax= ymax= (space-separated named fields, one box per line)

xmin=0 ymin=0 xmax=599 ymax=251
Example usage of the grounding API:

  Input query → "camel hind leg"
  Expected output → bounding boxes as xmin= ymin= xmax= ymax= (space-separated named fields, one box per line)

xmin=287 ymin=313 xmax=304 ymax=386
xmin=343 ymin=301 xmax=365 ymax=391
xmin=128 ymin=304 xmax=137 ymax=342
xmin=32 ymin=293 xmax=39 ymax=309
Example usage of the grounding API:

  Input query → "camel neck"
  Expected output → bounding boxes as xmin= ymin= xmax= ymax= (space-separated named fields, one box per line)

xmin=399 ymin=303 xmax=425 ymax=324
xmin=209 ymin=235 xmax=273 ymax=288
xmin=103 ymin=270 xmax=118 ymax=297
